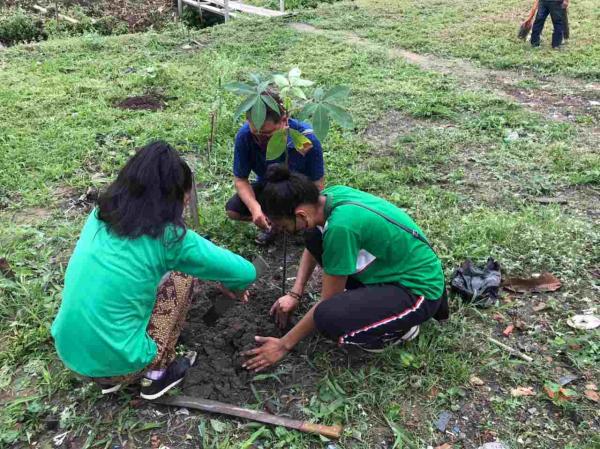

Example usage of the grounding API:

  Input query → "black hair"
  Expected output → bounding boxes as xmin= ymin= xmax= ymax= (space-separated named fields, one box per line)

xmin=97 ymin=140 xmax=193 ymax=239
xmin=259 ymin=164 xmax=320 ymax=219
xmin=246 ymin=87 xmax=286 ymax=124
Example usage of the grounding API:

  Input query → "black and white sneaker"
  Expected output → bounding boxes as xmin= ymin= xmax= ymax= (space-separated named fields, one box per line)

xmin=140 ymin=351 xmax=197 ymax=400
xmin=356 ymin=326 xmax=420 ymax=353
xmin=99 ymin=383 xmax=122 ymax=395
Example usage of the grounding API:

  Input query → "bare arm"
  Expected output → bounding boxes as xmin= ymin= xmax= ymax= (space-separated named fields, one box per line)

xmin=281 ymin=273 xmax=346 ymax=350
xmin=234 ymin=177 xmax=270 ymax=229
xmin=243 ymin=273 xmax=347 ymax=371
xmin=234 ymin=177 xmax=261 ymax=216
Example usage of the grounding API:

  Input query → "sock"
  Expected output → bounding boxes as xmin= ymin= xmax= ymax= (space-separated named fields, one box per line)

xmin=145 ymin=369 xmax=166 ymax=380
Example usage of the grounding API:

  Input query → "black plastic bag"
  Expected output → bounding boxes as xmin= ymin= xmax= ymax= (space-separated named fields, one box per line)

xmin=450 ymin=258 xmax=501 ymax=308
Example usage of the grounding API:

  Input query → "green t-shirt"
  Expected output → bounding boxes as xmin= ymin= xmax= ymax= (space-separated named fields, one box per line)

xmin=51 ymin=210 xmax=256 ymax=378
xmin=322 ymin=186 xmax=444 ymax=300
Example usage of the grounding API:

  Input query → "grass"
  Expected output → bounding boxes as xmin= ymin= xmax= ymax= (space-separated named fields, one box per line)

xmin=0 ymin=1 xmax=599 ymax=447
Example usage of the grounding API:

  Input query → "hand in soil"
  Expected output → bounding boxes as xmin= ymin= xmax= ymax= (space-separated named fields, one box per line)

xmin=252 ymin=210 xmax=271 ymax=231
xmin=270 ymin=294 xmax=299 ymax=329
xmin=217 ymin=284 xmax=250 ymax=303
xmin=242 ymin=336 xmax=289 ymax=372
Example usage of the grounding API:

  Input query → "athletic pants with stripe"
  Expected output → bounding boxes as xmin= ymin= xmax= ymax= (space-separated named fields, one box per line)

xmin=305 ymin=228 xmax=445 ymax=346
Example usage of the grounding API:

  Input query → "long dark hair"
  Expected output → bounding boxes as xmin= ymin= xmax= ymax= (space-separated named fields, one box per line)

xmin=97 ymin=140 xmax=192 ymax=239
xmin=259 ymin=164 xmax=319 ymax=219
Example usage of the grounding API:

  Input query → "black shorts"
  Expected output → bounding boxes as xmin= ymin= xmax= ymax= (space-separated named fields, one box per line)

xmin=225 ymin=182 xmax=264 ymax=218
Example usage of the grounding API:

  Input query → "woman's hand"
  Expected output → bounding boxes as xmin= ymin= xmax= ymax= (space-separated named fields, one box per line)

xmin=218 ymin=284 xmax=250 ymax=303
xmin=269 ymin=294 xmax=299 ymax=329
xmin=241 ymin=336 xmax=289 ymax=372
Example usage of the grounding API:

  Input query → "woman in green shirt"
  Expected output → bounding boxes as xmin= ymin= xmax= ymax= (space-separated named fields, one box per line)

xmin=52 ymin=141 xmax=256 ymax=399
xmin=243 ymin=165 xmax=448 ymax=372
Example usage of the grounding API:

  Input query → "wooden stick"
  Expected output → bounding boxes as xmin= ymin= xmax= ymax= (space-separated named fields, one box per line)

xmin=153 ymin=395 xmax=343 ymax=439
xmin=281 ymin=232 xmax=288 ymax=295
xmin=188 ymin=175 xmax=200 ymax=229
xmin=487 ymin=337 xmax=533 ymax=363
xmin=33 ymin=4 xmax=80 ymax=24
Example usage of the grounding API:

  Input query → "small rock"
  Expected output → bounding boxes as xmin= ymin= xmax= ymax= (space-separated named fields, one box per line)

xmin=590 ymin=100 xmax=600 ymax=106
xmin=527 ymin=407 xmax=537 ymax=414
xmin=505 ymin=131 xmax=519 ymax=142
xmin=558 ymin=374 xmax=578 ymax=386
xmin=436 ymin=411 xmax=452 ymax=432
xmin=477 ymin=442 xmax=509 ymax=449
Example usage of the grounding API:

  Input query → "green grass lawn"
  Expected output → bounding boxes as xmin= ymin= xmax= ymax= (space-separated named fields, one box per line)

xmin=0 ymin=2 xmax=598 ymax=447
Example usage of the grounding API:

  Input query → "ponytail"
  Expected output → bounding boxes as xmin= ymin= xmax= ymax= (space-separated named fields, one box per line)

xmin=259 ymin=164 xmax=319 ymax=218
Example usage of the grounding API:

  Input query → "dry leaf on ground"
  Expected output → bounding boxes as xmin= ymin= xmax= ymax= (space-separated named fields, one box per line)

xmin=435 ymin=444 xmax=452 ymax=449
xmin=503 ymin=324 xmax=515 ymax=337
xmin=504 ymin=272 xmax=561 ymax=293
xmin=511 ymin=386 xmax=535 ymax=397
xmin=584 ymin=390 xmax=599 ymax=402
xmin=470 ymin=376 xmax=485 ymax=386
xmin=585 ymin=383 xmax=598 ymax=391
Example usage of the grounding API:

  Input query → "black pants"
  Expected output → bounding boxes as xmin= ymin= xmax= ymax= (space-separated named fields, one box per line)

xmin=225 ymin=182 xmax=264 ymax=218
xmin=530 ymin=0 xmax=565 ymax=48
xmin=304 ymin=229 xmax=448 ymax=346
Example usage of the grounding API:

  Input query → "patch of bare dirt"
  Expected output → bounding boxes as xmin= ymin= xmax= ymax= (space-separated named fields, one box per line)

xmin=114 ymin=93 xmax=166 ymax=111
xmin=289 ymin=23 xmax=600 ymax=123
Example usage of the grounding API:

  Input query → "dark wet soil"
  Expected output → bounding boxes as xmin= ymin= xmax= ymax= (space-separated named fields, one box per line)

xmin=114 ymin=94 xmax=166 ymax=111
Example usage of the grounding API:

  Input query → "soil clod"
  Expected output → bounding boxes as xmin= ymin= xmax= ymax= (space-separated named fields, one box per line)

xmin=115 ymin=94 xmax=166 ymax=111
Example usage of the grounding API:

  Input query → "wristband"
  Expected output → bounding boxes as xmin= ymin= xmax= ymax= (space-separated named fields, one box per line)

xmin=287 ymin=291 xmax=302 ymax=301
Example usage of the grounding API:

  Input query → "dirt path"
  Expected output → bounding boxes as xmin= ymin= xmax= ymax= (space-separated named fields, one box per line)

xmin=289 ymin=23 xmax=600 ymax=123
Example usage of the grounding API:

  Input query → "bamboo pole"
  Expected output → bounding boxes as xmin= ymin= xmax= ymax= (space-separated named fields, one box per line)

xmin=224 ymin=0 xmax=230 ymax=21
xmin=33 ymin=4 xmax=79 ymax=24
xmin=153 ymin=395 xmax=342 ymax=439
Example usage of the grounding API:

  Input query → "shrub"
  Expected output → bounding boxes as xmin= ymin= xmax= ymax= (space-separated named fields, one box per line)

xmin=0 ymin=9 xmax=46 ymax=46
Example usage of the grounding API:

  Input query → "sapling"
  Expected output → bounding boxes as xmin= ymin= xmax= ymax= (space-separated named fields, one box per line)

xmin=225 ymin=68 xmax=353 ymax=294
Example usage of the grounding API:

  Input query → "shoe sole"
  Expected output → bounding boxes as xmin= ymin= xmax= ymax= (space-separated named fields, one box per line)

xmin=140 ymin=377 xmax=184 ymax=401
xmin=101 ymin=384 xmax=122 ymax=394
xmin=141 ymin=351 xmax=198 ymax=401
xmin=357 ymin=326 xmax=420 ymax=353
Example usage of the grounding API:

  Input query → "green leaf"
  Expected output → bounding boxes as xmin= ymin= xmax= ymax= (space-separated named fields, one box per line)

xmin=293 ymin=78 xmax=314 ymax=87
xmin=210 ymin=419 xmax=227 ymax=433
xmin=250 ymin=98 xmax=266 ymax=130
xmin=223 ymin=82 xmax=255 ymax=95
xmin=323 ymin=85 xmax=350 ymax=102
xmin=288 ymin=67 xmax=302 ymax=78
xmin=298 ymin=103 xmax=318 ymax=121
xmin=266 ymin=129 xmax=287 ymax=161
xmin=289 ymin=128 xmax=313 ymax=155
xmin=311 ymin=105 xmax=330 ymax=140
xmin=261 ymin=94 xmax=281 ymax=115
xmin=290 ymin=86 xmax=307 ymax=100
xmin=313 ymin=87 xmax=325 ymax=101
xmin=323 ymin=103 xmax=354 ymax=129
xmin=272 ymin=74 xmax=289 ymax=87
xmin=234 ymin=94 xmax=259 ymax=121
xmin=249 ymin=73 xmax=262 ymax=84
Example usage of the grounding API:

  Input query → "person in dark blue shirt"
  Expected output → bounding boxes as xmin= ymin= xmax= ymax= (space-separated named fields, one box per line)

xmin=225 ymin=89 xmax=325 ymax=245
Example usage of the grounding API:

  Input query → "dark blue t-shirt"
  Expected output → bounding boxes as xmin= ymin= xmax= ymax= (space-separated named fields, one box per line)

xmin=233 ymin=119 xmax=325 ymax=182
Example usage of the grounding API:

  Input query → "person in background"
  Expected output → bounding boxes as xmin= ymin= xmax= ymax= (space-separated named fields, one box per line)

xmin=530 ymin=0 xmax=569 ymax=49
xmin=242 ymin=165 xmax=449 ymax=372
xmin=225 ymin=88 xmax=324 ymax=245
xmin=52 ymin=141 xmax=256 ymax=400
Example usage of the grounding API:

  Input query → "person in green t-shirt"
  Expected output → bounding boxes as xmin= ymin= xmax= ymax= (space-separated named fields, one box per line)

xmin=242 ymin=164 xmax=448 ymax=372
xmin=51 ymin=141 xmax=256 ymax=400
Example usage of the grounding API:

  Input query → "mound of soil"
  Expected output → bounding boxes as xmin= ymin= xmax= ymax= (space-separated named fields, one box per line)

xmin=115 ymin=94 xmax=165 ymax=111
xmin=180 ymin=242 xmax=327 ymax=408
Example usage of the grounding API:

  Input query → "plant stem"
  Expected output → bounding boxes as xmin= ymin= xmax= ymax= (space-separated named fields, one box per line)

xmin=281 ymin=232 xmax=287 ymax=296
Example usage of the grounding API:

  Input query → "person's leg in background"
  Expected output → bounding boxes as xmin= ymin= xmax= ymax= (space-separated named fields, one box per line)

xmin=530 ymin=0 xmax=551 ymax=46
xmin=548 ymin=1 xmax=565 ymax=48
xmin=313 ymin=284 xmax=441 ymax=352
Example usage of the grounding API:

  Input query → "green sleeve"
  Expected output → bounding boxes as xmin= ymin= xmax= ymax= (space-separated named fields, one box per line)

xmin=322 ymin=224 xmax=360 ymax=277
xmin=166 ymin=230 xmax=256 ymax=291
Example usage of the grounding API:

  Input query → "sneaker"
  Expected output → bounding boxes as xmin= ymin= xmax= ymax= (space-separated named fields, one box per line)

xmin=355 ymin=326 xmax=420 ymax=353
xmin=255 ymin=228 xmax=278 ymax=246
xmin=99 ymin=383 xmax=122 ymax=395
xmin=140 ymin=351 xmax=197 ymax=400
